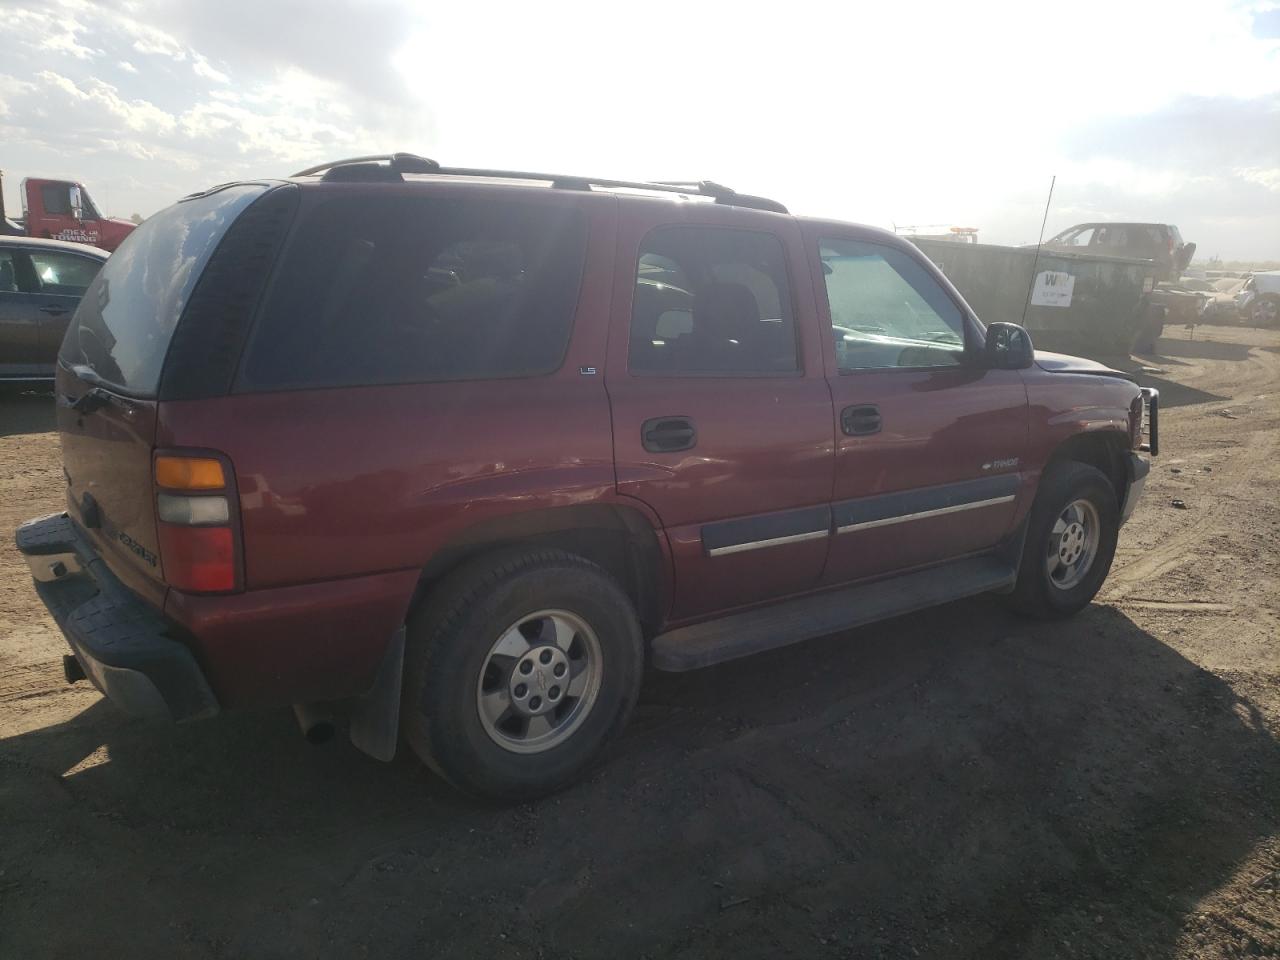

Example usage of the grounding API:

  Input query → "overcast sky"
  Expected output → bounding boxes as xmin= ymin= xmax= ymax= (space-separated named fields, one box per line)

xmin=1 ymin=0 xmax=1277 ymax=259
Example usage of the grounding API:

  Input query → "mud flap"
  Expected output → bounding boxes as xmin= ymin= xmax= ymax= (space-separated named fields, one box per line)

xmin=993 ymin=514 xmax=1031 ymax=591
xmin=348 ymin=626 xmax=404 ymax=761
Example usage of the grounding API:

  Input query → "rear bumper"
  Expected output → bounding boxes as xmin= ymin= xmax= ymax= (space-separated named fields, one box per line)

xmin=1121 ymin=453 xmax=1151 ymax=525
xmin=16 ymin=513 xmax=219 ymax=722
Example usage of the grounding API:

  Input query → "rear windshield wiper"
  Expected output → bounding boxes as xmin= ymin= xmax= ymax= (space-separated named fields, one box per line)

xmin=58 ymin=386 xmax=112 ymax=415
xmin=61 ymin=365 xmax=123 ymax=414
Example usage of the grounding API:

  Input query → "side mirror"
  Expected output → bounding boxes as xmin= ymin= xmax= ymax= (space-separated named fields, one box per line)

xmin=984 ymin=322 xmax=1034 ymax=370
xmin=1177 ymin=241 xmax=1197 ymax=272
xmin=69 ymin=185 xmax=84 ymax=221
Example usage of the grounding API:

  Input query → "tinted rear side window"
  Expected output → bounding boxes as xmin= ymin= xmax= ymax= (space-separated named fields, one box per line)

xmin=60 ymin=184 xmax=268 ymax=394
xmin=628 ymin=226 xmax=797 ymax=375
xmin=237 ymin=195 xmax=588 ymax=390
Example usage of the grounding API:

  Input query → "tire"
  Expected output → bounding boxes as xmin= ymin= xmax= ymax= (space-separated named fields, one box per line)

xmin=1249 ymin=294 xmax=1280 ymax=329
xmin=402 ymin=548 xmax=643 ymax=801
xmin=1005 ymin=461 xmax=1120 ymax=620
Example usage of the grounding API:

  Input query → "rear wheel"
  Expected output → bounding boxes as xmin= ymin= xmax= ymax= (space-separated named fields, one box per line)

xmin=1005 ymin=461 xmax=1119 ymax=619
xmin=402 ymin=549 xmax=643 ymax=801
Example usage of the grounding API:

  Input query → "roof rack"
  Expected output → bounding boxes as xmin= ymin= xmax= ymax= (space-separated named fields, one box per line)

xmin=289 ymin=155 xmax=788 ymax=213
xmin=292 ymin=152 xmax=442 ymax=180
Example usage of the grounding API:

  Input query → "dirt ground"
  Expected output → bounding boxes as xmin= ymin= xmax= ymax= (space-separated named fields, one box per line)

xmin=1 ymin=327 xmax=1278 ymax=960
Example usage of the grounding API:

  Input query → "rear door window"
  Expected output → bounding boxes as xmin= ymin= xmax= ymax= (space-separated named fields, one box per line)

xmin=60 ymin=183 xmax=269 ymax=394
xmin=237 ymin=195 xmax=588 ymax=390
xmin=29 ymin=251 xmax=102 ymax=296
xmin=627 ymin=226 xmax=797 ymax=375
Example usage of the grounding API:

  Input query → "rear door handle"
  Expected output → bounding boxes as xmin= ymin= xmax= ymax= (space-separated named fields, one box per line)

xmin=642 ymin=416 xmax=696 ymax=453
xmin=841 ymin=404 xmax=881 ymax=436
xmin=39 ymin=305 xmax=68 ymax=316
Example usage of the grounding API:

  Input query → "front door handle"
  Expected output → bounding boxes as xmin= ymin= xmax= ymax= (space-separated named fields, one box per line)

xmin=642 ymin=416 xmax=696 ymax=453
xmin=40 ymin=305 xmax=69 ymax=316
xmin=841 ymin=404 xmax=881 ymax=436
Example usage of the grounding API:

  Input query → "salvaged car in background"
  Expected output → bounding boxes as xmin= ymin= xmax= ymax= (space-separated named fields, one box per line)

xmin=1237 ymin=272 xmax=1280 ymax=327
xmin=0 ymin=235 xmax=107 ymax=383
xmin=1042 ymin=222 xmax=1195 ymax=283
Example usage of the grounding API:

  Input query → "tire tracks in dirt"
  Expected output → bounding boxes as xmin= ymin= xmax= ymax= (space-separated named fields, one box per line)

xmin=0 ymin=659 xmax=66 ymax=704
xmin=1104 ymin=338 xmax=1280 ymax=602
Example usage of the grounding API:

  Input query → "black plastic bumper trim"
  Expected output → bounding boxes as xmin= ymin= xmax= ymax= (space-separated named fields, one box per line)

xmin=16 ymin=513 xmax=219 ymax=722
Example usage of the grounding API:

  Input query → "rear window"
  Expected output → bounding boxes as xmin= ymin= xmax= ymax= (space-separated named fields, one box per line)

xmin=60 ymin=184 xmax=268 ymax=394
xmin=237 ymin=195 xmax=588 ymax=390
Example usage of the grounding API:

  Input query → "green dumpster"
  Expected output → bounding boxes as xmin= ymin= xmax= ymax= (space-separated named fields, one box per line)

xmin=910 ymin=238 xmax=1158 ymax=358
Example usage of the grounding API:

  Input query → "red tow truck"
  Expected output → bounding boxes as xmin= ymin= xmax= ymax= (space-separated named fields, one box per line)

xmin=0 ymin=169 xmax=135 ymax=252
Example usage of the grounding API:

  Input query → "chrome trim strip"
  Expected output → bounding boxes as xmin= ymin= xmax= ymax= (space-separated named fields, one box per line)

xmin=706 ymin=528 xmax=830 ymax=557
xmin=836 ymin=495 xmax=1016 ymax=534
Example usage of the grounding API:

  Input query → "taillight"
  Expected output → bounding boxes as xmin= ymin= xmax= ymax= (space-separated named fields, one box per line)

xmin=155 ymin=455 xmax=226 ymax=490
xmin=1129 ymin=395 xmax=1144 ymax=450
xmin=154 ymin=452 xmax=239 ymax=593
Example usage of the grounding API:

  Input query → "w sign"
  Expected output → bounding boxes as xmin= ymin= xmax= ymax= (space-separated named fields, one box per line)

xmin=1030 ymin=270 xmax=1075 ymax=308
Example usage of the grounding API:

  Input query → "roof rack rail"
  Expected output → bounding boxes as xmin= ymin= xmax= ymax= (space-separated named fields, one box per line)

xmin=649 ymin=179 xmax=787 ymax=214
xmin=435 ymin=168 xmax=789 ymax=213
xmin=291 ymin=153 xmax=441 ymax=180
xmin=289 ymin=155 xmax=788 ymax=213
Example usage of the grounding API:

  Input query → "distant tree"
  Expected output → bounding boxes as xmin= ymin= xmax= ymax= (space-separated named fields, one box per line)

xmin=130 ymin=213 xmax=143 ymax=224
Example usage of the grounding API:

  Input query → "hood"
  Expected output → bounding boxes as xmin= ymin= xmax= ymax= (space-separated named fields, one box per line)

xmin=1034 ymin=350 xmax=1133 ymax=379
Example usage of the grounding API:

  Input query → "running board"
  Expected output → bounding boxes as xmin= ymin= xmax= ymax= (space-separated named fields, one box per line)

xmin=650 ymin=556 xmax=1017 ymax=672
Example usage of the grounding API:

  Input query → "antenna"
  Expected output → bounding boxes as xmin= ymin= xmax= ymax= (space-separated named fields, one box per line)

xmin=1020 ymin=175 xmax=1056 ymax=326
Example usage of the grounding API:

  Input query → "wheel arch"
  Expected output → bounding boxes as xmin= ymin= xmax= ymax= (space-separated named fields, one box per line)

xmin=413 ymin=504 xmax=669 ymax=638
xmin=1044 ymin=429 xmax=1130 ymax=508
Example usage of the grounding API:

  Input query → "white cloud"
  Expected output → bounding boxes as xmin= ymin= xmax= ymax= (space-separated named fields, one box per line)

xmin=192 ymin=54 xmax=230 ymax=84
xmin=38 ymin=19 xmax=99 ymax=60
xmin=128 ymin=23 xmax=187 ymax=60
xmin=5 ymin=7 xmax=99 ymax=60
xmin=96 ymin=138 xmax=158 ymax=161
xmin=36 ymin=71 xmax=177 ymax=134
xmin=1235 ymin=166 xmax=1280 ymax=191
xmin=118 ymin=60 xmax=139 ymax=74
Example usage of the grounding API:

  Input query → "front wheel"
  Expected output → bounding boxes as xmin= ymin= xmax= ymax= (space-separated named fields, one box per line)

xmin=1249 ymin=294 xmax=1279 ymax=329
xmin=1005 ymin=461 xmax=1120 ymax=619
xmin=402 ymin=549 xmax=643 ymax=801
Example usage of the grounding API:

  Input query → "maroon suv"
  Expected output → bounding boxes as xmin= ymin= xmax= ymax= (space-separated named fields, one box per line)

xmin=17 ymin=154 xmax=1157 ymax=799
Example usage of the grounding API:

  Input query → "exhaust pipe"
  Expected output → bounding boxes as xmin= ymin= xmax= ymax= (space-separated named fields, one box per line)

xmin=292 ymin=703 xmax=335 ymax=745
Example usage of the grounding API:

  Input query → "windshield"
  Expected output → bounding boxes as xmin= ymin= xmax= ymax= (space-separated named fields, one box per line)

xmin=78 ymin=187 xmax=102 ymax=220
